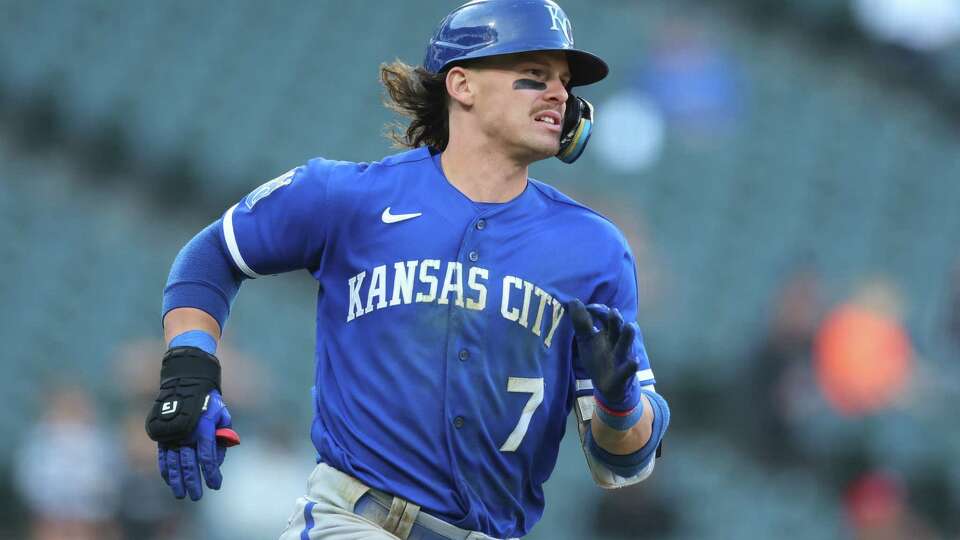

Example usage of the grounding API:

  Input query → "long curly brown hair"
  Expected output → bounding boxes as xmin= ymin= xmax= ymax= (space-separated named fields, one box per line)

xmin=380 ymin=60 xmax=450 ymax=151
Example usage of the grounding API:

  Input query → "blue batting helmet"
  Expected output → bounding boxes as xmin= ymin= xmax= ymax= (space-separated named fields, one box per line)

xmin=423 ymin=0 xmax=609 ymax=88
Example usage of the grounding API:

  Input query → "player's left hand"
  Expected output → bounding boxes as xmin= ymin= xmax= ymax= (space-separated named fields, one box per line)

xmin=568 ymin=299 xmax=641 ymax=411
xmin=157 ymin=390 xmax=239 ymax=501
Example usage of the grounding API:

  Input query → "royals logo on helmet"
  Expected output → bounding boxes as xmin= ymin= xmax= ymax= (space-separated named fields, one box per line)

xmin=544 ymin=4 xmax=574 ymax=44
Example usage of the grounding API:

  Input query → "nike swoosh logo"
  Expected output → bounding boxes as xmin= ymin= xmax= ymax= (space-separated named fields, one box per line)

xmin=381 ymin=207 xmax=422 ymax=224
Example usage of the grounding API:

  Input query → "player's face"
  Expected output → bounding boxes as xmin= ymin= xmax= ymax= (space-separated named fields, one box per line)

xmin=468 ymin=51 xmax=572 ymax=162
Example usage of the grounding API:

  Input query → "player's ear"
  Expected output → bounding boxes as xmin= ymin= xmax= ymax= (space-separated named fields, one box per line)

xmin=446 ymin=66 xmax=475 ymax=108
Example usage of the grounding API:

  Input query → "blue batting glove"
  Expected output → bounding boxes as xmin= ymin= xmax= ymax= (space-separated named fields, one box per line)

xmin=157 ymin=390 xmax=236 ymax=501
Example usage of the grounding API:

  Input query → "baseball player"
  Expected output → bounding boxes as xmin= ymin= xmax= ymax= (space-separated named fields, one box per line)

xmin=145 ymin=1 xmax=670 ymax=539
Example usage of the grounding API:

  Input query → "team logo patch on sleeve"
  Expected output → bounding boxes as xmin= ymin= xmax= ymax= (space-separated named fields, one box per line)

xmin=244 ymin=169 xmax=296 ymax=209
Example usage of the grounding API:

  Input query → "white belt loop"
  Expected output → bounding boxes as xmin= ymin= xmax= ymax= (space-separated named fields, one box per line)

xmin=395 ymin=500 xmax=420 ymax=539
xmin=383 ymin=496 xmax=407 ymax=535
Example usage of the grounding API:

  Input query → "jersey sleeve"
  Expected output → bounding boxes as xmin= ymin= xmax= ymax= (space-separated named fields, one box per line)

xmin=221 ymin=159 xmax=331 ymax=277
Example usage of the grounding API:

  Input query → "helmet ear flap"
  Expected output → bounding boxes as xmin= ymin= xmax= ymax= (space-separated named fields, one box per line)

xmin=556 ymin=95 xmax=594 ymax=164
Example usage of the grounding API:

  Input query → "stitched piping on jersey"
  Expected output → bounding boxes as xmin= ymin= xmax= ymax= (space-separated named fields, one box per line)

xmin=300 ymin=500 xmax=316 ymax=540
xmin=580 ymin=374 xmax=652 ymax=392
xmin=223 ymin=204 xmax=264 ymax=279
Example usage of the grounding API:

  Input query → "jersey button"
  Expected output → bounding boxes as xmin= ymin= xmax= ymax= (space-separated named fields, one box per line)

xmin=453 ymin=416 xmax=465 ymax=429
xmin=458 ymin=349 xmax=470 ymax=361
xmin=468 ymin=250 xmax=479 ymax=262
xmin=476 ymin=219 xmax=486 ymax=231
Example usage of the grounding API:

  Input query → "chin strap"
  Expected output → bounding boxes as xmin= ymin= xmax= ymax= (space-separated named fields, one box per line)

xmin=557 ymin=95 xmax=594 ymax=164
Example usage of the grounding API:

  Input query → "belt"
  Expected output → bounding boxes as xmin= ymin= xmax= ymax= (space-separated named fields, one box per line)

xmin=353 ymin=488 xmax=494 ymax=540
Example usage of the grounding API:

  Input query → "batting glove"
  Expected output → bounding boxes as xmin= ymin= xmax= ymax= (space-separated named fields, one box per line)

xmin=146 ymin=347 xmax=240 ymax=501
xmin=568 ymin=299 xmax=641 ymax=412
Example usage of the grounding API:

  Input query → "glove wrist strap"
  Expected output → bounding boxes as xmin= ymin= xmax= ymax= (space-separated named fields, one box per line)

xmin=593 ymin=374 xmax=641 ymax=413
xmin=593 ymin=394 xmax=643 ymax=431
xmin=160 ymin=346 xmax=222 ymax=390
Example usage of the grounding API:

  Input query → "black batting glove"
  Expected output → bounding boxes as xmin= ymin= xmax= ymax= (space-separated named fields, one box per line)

xmin=145 ymin=346 xmax=223 ymax=445
xmin=568 ymin=299 xmax=641 ymax=412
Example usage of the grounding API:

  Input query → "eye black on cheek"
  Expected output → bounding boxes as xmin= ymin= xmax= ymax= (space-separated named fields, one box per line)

xmin=513 ymin=79 xmax=548 ymax=91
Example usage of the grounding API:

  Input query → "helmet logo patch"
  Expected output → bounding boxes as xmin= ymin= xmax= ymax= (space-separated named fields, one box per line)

xmin=545 ymin=4 xmax=574 ymax=44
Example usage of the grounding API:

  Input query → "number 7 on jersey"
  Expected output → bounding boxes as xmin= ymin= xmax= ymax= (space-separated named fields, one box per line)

xmin=500 ymin=377 xmax=545 ymax=452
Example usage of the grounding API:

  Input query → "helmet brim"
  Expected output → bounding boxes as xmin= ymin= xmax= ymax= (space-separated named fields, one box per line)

xmin=564 ymin=49 xmax=608 ymax=87
xmin=441 ymin=47 xmax=609 ymax=88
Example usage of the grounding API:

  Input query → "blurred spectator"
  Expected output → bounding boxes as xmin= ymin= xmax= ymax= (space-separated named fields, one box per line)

xmin=634 ymin=19 xmax=743 ymax=142
xmin=740 ymin=266 xmax=821 ymax=466
xmin=852 ymin=0 xmax=960 ymax=52
xmin=594 ymin=18 xmax=742 ymax=172
xmin=814 ymin=277 xmax=913 ymax=417
xmin=12 ymin=385 xmax=121 ymax=540
xmin=593 ymin=91 xmax=666 ymax=173
xmin=945 ymin=260 xmax=960 ymax=350
xmin=844 ymin=470 xmax=937 ymax=540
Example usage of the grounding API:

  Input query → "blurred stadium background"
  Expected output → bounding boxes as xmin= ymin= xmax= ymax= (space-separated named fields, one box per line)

xmin=2 ymin=0 xmax=960 ymax=538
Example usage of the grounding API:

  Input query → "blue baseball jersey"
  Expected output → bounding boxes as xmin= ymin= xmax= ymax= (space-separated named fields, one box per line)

xmin=221 ymin=147 xmax=655 ymax=538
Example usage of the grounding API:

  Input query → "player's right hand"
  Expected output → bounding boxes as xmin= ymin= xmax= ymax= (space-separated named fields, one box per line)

xmin=145 ymin=346 xmax=240 ymax=501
